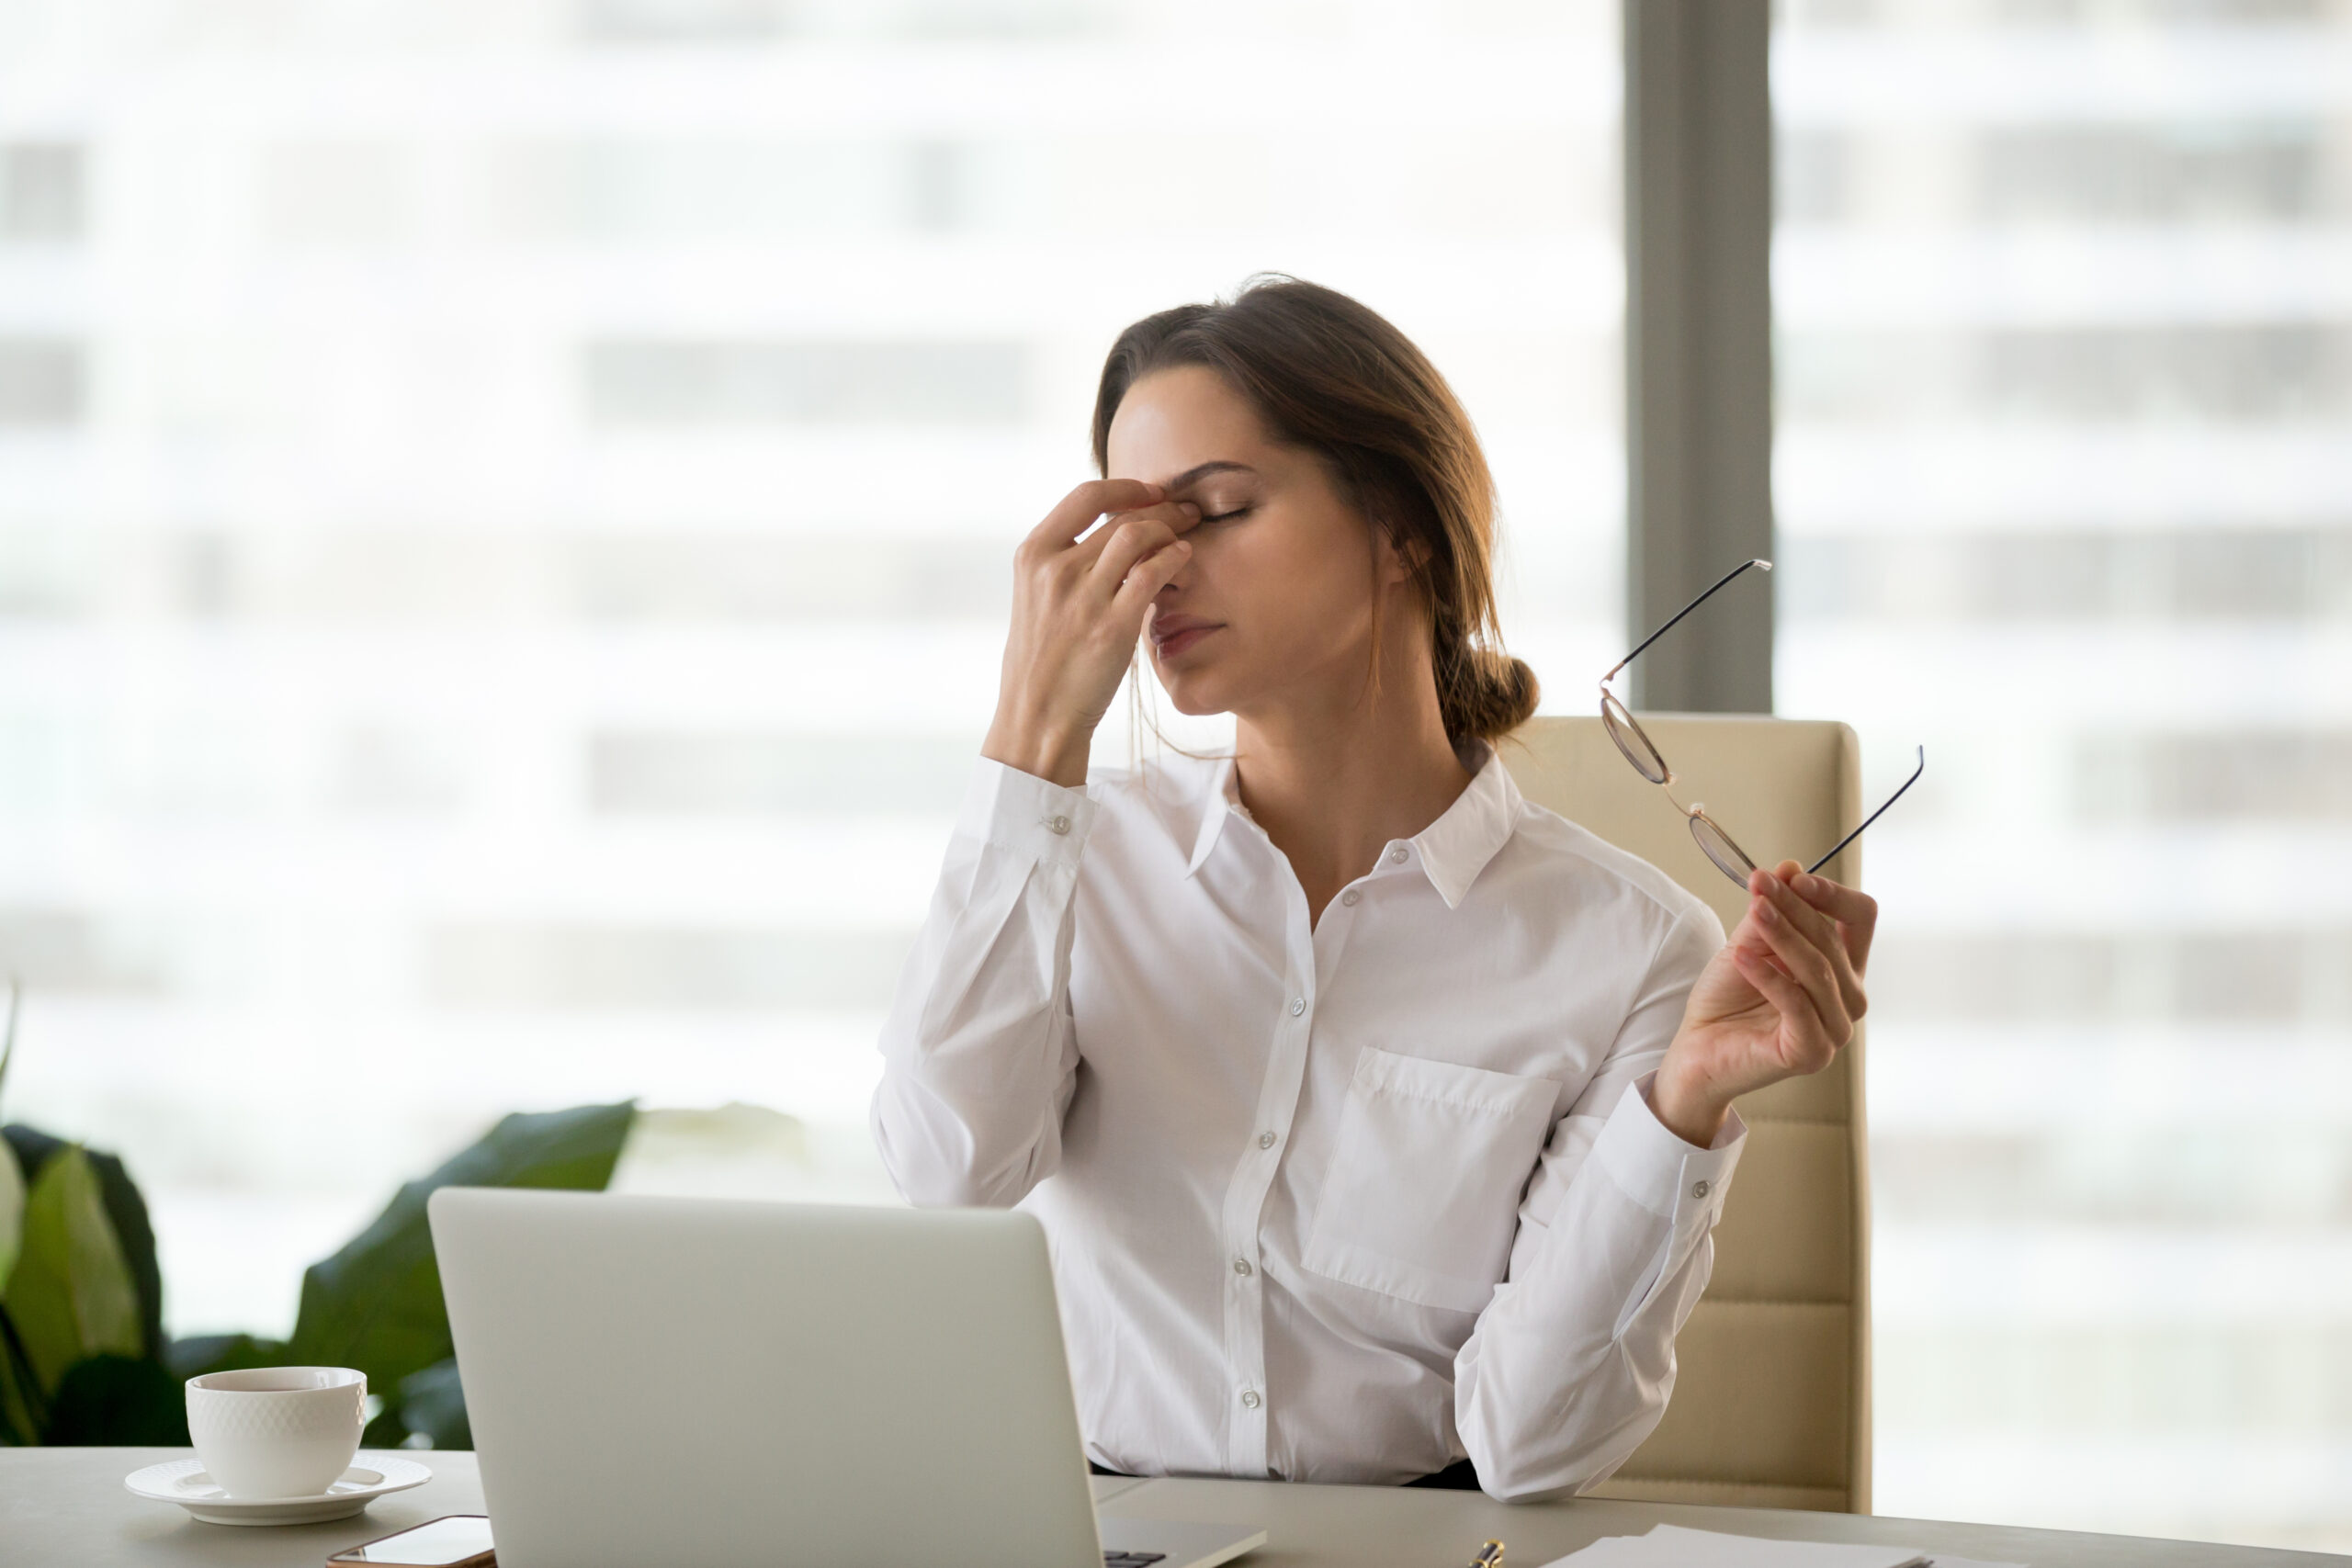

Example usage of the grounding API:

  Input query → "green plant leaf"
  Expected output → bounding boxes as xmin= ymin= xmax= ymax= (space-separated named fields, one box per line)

xmin=165 ymin=1332 xmax=288 ymax=1382
xmin=42 ymin=1353 xmax=188 ymax=1445
xmin=0 ymin=1145 xmax=23 ymax=1439
xmin=285 ymin=1101 xmax=634 ymax=1430
xmin=396 ymin=1358 xmax=469 ymax=1450
xmin=0 ymin=1146 xmax=141 ymax=1394
xmin=0 ymin=1303 xmax=47 ymax=1444
xmin=0 ymin=1139 xmax=22 ymax=1297
xmin=1 ymin=1127 xmax=164 ymax=1361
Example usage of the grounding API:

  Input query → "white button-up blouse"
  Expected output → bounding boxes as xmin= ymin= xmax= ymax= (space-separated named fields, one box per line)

xmin=870 ymin=739 xmax=1747 ymax=1499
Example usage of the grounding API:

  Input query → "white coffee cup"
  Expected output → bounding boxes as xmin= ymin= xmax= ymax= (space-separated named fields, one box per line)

xmin=185 ymin=1367 xmax=368 ymax=1500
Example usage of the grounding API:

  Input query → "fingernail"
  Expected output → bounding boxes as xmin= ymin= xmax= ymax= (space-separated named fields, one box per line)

xmin=1178 ymin=501 xmax=1201 ymax=516
xmin=1172 ymin=539 xmax=1192 ymax=551
xmin=1794 ymin=873 xmax=1818 ymax=896
xmin=1758 ymin=902 xmax=1779 ymax=925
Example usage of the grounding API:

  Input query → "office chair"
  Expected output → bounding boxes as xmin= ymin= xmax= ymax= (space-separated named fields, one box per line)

xmin=1500 ymin=715 xmax=1872 ymax=1513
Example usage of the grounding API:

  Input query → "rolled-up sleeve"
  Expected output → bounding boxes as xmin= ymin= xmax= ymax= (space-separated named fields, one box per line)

xmin=870 ymin=757 xmax=1097 ymax=1209
xmin=1451 ymin=899 xmax=1747 ymax=1501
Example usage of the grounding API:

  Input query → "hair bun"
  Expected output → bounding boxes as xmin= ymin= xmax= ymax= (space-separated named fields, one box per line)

xmin=1437 ymin=640 xmax=1539 ymax=746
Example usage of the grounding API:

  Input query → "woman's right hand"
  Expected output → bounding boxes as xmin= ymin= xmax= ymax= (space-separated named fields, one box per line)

xmin=981 ymin=479 xmax=1200 ymax=788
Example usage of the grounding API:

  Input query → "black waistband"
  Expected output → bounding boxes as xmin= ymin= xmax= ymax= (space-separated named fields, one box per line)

xmin=1091 ymin=1457 xmax=1482 ymax=1491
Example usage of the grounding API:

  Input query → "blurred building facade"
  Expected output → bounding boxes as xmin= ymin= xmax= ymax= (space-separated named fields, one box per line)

xmin=0 ymin=0 xmax=1623 ymax=1376
xmin=1774 ymin=0 xmax=2352 ymax=1551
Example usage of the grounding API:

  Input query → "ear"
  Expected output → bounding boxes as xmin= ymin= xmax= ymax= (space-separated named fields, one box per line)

xmin=1373 ymin=525 xmax=1428 ymax=588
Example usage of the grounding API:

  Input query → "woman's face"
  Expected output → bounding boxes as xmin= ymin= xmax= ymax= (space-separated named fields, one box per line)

xmin=1103 ymin=365 xmax=1414 ymax=721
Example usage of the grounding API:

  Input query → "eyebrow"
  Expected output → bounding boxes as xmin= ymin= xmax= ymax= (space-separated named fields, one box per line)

xmin=1167 ymin=460 xmax=1255 ymax=491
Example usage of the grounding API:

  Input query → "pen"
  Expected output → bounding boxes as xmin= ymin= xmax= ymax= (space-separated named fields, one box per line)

xmin=1466 ymin=1540 xmax=1503 ymax=1568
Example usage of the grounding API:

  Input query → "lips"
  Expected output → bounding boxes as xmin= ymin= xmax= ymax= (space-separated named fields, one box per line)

xmin=1150 ymin=615 xmax=1222 ymax=659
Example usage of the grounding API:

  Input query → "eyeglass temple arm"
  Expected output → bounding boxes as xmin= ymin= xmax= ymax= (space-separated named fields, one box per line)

xmin=1804 ymin=745 xmax=1926 ymax=877
xmin=1604 ymin=558 xmax=1772 ymax=684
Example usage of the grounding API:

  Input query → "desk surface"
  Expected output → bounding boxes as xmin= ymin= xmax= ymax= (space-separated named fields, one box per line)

xmin=6 ymin=1449 xmax=2343 ymax=1568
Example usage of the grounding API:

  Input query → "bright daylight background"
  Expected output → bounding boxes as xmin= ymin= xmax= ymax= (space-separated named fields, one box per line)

xmin=1773 ymin=0 xmax=2352 ymax=1553
xmin=0 ymin=0 xmax=1622 ymax=1391
xmin=2 ymin=0 xmax=2348 ymax=1555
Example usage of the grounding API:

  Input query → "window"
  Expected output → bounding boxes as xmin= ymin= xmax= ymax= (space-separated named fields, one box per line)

xmin=0 ymin=141 xmax=83 ymax=241
xmin=1776 ymin=1 xmax=2352 ymax=1551
xmin=0 ymin=2 xmax=1623 ymax=1344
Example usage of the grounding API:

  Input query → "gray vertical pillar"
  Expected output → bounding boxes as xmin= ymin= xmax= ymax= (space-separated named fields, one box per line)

xmin=1623 ymin=0 xmax=1776 ymax=713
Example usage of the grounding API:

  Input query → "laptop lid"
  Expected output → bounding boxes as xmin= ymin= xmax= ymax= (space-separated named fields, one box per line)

xmin=429 ymin=1188 xmax=1104 ymax=1568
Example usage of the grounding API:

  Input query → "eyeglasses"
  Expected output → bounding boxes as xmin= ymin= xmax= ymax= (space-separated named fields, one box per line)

xmin=1601 ymin=558 xmax=1925 ymax=887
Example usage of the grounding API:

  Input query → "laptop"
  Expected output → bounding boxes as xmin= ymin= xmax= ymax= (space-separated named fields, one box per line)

xmin=429 ymin=1188 xmax=1265 ymax=1568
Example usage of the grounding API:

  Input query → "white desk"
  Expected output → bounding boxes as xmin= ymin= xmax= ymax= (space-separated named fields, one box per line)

xmin=6 ymin=1449 xmax=2344 ymax=1567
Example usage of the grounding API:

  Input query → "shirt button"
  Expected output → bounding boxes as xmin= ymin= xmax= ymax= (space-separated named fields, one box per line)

xmin=1258 ymin=1132 xmax=1276 ymax=1150
xmin=1691 ymin=1179 xmax=1712 ymax=1200
xmin=1288 ymin=997 xmax=1306 ymax=1017
xmin=1045 ymin=814 xmax=1071 ymax=835
xmin=1387 ymin=846 xmax=1408 ymax=864
xmin=1340 ymin=889 xmax=1361 ymax=907
xmin=1233 ymin=1258 xmax=1252 ymax=1277
xmin=1239 ymin=1390 xmax=1261 ymax=1410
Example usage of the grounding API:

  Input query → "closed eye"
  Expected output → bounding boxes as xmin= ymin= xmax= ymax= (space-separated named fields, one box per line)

xmin=1200 ymin=506 xmax=1253 ymax=525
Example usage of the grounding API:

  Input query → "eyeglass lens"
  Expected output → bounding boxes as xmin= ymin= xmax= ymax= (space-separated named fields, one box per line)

xmin=1688 ymin=812 xmax=1759 ymax=886
xmin=1600 ymin=691 xmax=1669 ymax=785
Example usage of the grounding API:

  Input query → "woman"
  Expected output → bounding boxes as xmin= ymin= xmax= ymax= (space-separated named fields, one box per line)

xmin=871 ymin=276 xmax=1874 ymax=1500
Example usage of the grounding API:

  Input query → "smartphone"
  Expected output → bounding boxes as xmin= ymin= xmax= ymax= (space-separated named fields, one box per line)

xmin=324 ymin=1515 xmax=494 ymax=1566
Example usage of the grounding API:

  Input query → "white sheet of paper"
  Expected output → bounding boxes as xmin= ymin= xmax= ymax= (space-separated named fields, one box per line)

xmin=1535 ymin=1522 xmax=2025 ymax=1568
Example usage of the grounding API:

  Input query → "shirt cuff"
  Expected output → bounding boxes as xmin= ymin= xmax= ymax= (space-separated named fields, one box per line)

xmin=1590 ymin=1070 xmax=1747 ymax=1233
xmin=956 ymin=755 xmax=1099 ymax=867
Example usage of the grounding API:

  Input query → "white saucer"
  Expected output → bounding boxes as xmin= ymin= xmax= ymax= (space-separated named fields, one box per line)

xmin=124 ymin=1453 xmax=433 ymax=1526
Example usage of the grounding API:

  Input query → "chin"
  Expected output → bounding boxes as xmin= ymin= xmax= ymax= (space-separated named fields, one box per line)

xmin=1149 ymin=663 xmax=1233 ymax=718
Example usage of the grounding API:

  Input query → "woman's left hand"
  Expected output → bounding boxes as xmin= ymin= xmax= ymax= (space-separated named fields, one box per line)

xmin=1650 ymin=861 xmax=1878 ymax=1148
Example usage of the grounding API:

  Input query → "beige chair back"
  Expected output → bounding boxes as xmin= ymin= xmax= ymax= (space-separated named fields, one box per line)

xmin=1498 ymin=714 xmax=1871 ymax=1513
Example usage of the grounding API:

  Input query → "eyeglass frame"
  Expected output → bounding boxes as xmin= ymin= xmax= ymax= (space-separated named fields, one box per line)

xmin=1600 ymin=558 xmax=1925 ymax=888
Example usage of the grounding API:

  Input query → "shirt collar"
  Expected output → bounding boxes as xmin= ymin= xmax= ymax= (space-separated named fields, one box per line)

xmin=1412 ymin=739 xmax=1521 ymax=909
xmin=1183 ymin=754 xmax=1242 ymax=877
xmin=1181 ymin=739 xmax=1522 ymax=909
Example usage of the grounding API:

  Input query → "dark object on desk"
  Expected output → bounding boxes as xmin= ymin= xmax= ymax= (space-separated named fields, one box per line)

xmin=1409 ymin=1457 xmax=1485 ymax=1492
xmin=1094 ymin=1455 xmax=1484 ymax=1492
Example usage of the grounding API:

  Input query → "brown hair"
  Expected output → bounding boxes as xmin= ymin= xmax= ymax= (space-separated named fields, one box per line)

xmin=1090 ymin=274 xmax=1538 ymax=748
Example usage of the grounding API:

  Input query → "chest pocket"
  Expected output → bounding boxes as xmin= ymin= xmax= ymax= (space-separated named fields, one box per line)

xmin=1301 ymin=1046 xmax=1560 ymax=1314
